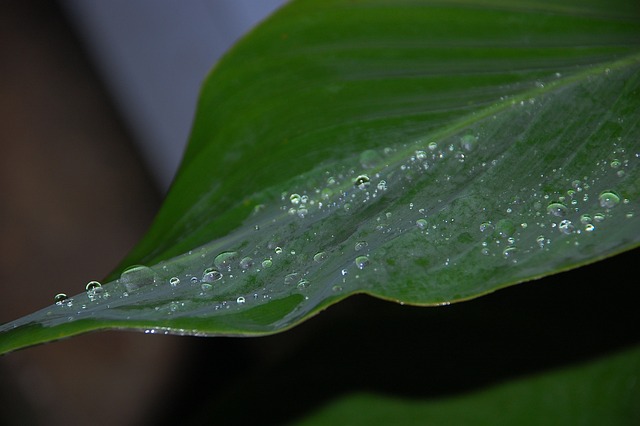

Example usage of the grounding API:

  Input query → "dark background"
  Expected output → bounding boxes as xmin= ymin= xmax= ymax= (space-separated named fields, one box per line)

xmin=0 ymin=1 xmax=638 ymax=425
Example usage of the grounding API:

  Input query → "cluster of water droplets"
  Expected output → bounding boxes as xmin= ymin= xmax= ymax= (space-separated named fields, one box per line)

xmin=46 ymin=107 xmax=637 ymax=329
xmin=475 ymin=145 xmax=635 ymax=263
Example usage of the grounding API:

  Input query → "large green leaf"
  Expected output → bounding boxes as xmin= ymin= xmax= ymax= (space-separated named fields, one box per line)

xmin=1 ymin=0 xmax=639 ymax=354
xmin=297 ymin=345 xmax=640 ymax=426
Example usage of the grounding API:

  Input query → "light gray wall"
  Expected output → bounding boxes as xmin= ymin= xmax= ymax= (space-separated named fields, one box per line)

xmin=62 ymin=0 xmax=288 ymax=191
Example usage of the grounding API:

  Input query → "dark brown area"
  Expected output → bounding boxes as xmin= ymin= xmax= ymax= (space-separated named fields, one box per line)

xmin=0 ymin=1 xmax=184 ymax=425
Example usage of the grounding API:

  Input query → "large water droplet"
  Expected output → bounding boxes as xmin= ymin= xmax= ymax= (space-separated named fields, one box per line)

xmin=416 ymin=219 xmax=428 ymax=229
xmin=547 ymin=202 xmax=568 ymax=217
xmin=85 ymin=281 xmax=104 ymax=301
xmin=214 ymin=251 xmax=238 ymax=271
xmin=290 ymin=193 xmax=301 ymax=205
xmin=599 ymin=191 xmax=620 ymax=209
xmin=236 ymin=296 xmax=246 ymax=304
xmin=284 ymin=273 xmax=298 ymax=285
xmin=355 ymin=256 xmax=370 ymax=269
xmin=313 ymin=252 xmax=327 ymax=263
xmin=120 ymin=265 xmax=157 ymax=292
xmin=239 ymin=257 xmax=254 ymax=270
xmin=169 ymin=277 xmax=180 ymax=287
xmin=202 ymin=268 xmax=223 ymax=283
xmin=261 ymin=259 xmax=273 ymax=268
xmin=85 ymin=281 xmax=101 ymax=291
xmin=558 ymin=219 xmax=575 ymax=234
xmin=354 ymin=175 xmax=370 ymax=190
xmin=54 ymin=293 xmax=68 ymax=305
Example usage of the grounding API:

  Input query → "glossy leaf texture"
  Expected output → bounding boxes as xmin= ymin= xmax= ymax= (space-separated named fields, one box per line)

xmin=1 ymin=0 xmax=640 ymax=354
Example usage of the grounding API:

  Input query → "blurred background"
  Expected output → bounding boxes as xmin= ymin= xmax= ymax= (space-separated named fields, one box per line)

xmin=1 ymin=1 xmax=639 ymax=425
xmin=0 ymin=1 xmax=284 ymax=424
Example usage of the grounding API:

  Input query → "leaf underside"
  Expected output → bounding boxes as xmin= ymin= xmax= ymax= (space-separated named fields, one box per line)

xmin=1 ymin=0 xmax=639 ymax=354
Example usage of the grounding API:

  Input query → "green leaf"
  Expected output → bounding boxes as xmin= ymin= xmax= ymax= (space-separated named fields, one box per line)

xmin=297 ymin=346 xmax=640 ymax=426
xmin=1 ymin=0 xmax=639 ymax=354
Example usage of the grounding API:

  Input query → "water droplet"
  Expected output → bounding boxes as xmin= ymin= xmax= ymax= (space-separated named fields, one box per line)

xmin=201 ymin=283 xmax=212 ymax=291
xmin=558 ymin=219 xmax=575 ymax=234
xmin=428 ymin=142 xmax=438 ymax=151
xmin=359 ymin=149 xmax=383 ymax=168
xmin=377 ymin=180 xmax=387 ymax=191
xmin=85 ymin=281 xmax=101 ymax=291
xmin=584 ymin=223 xmax=595 ymax=232
xmin=599 ymin=191 xmax=620 ymax=209
xmin=479 ymin=221 xmax=494 ymax=233
xmin=332 ymin=285 xmax=343 ymax=292
xmin=460 ymin=134 xmax=477 ymax=151
xmin=261 ymin=259 xmax=273 ymax=268
xmin=502 ymin=246 xmax=517 ymax=259
xmin=341 ymin=269 xmax=348 ymax=276
xmin=547 ymin=202 xmax=568 ymax=217
xmin=284 ymin=273 xmax=298 ymax=285
xmin=355 ymin=256 xmax=370 ymax=269
xmin=275 ymin=247 xmax=283 ymax=254
xmin=415 ymin=150 xmax=427 ymax=160
xmin=202 ymin=268 xmax=223 ymax=283
xmin=355 ymin=241 xmax=368 ymax=251
xmin=169 ymin=277 xmax=180 ymax=287
xmin=536 ymin=235 xmax=547 ymax=248
xmin=416 ymin=219 xmax=428 ymax=229
xmin=120 ymin=265 xmax=158 ymax=292
xmin=239 ymin=257 xmax=254 ymax=270
xmin=214 ymin=251 xmax=238 ymax=271
xmin=190 ymin=276 xmax=199 ymax=284
xmin=54 ymin=293 xmax=68 ymax=304
xmin=495 ymin=219 xmax=516 ymax=238
xmin=236 ymin=296 xmax=246 ymax=304
xmin=290 ymin=193 xmax=301 ymax=205
xmin=313 ymin=252 xmax=327 ymax=263
xmin=354 ymin=174 xmax=370 ymax=190
xmin=297 ymin=279 xmax=309 ymax=289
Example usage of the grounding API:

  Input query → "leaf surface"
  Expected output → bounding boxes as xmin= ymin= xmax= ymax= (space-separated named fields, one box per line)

xmin=1 ymin=0 xmax=639 ymax=353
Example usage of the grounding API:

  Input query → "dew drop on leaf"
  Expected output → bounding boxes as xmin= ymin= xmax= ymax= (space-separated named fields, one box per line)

xmin=202 ymin=268 xmax=223 ymax=283
xmin=54 ymin=293 xmax=68 ymax=304
xmin=313 ymin=252 xmax=327 ymax=263
xmin=547 ymin=202 xmax=568 ymax=217
xmin=355 ymin=241 xmax=368 ymax=251
xmin=85 ymin=281 xmax=101 ymax=291
xmin=214 ymin=251 xmax=238 ymax=271
xmin=239 ymin=257 xmax=254 ymax=270
xmin=558 ymin=219 xmax=575 ymax=234
xmin=599 ymin=191 xmax=620 ymax=209
xmin=354 ymin=174 xmax=371 ymax=189
xmin=120 ymin=265 xmax=157 ymax=292
xmin=355 ymin=256 xmax=370 ymax=269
